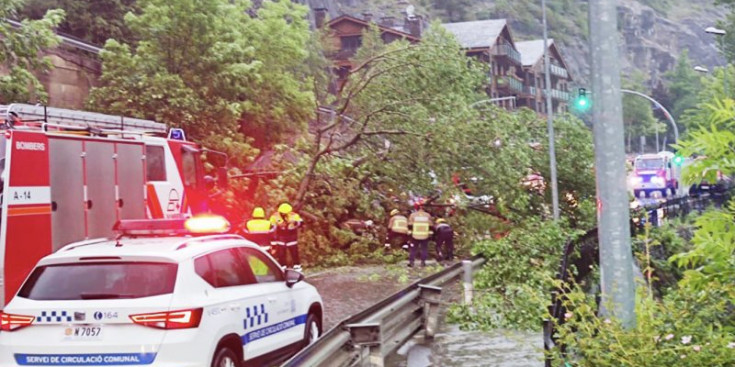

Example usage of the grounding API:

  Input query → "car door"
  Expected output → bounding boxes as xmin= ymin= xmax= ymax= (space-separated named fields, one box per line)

xmin=235 ymin=247 xmax=302 ymax=350
xmin=194 ymin=249 xmax=274 ymax=360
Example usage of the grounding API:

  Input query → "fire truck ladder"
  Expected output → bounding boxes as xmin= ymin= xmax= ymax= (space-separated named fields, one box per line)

xmin=0 ymin=104 xmax=167 ymax=134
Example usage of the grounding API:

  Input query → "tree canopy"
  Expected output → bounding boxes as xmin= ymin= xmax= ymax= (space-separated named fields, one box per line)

xmin=0 ymin=0 xmax=64 ymax=104
xmin=87 ymin=0 xmax=315 ymax=162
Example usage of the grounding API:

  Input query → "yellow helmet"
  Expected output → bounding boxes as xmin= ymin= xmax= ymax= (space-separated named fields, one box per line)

xmin=278 ymin=203 xmax=293 ymax=214
xmin=252 ymin=207 xmax=265 ymax=219
xmin=390 ymin=209 xmax=400 ymax=216
xmin=436 ymin=218 xmax=446 ymax=224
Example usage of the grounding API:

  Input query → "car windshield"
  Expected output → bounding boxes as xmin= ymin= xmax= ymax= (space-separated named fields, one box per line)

xmin=635 ymin=158 xmax=664 ymax=170
xmin=17 ymin=262 xmax=177 ymax=301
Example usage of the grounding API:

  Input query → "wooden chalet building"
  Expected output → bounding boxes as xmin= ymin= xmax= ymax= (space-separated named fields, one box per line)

xmin=515 ymin=39 xmax=573 ymax=114
xmin=442 ymin=19 xmax=524 ymax=110
xmin=324 ymin=14 xmax=422 ymax=89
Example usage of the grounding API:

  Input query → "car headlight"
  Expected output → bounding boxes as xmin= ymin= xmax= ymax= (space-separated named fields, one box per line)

xmin=651 ymin=176 xmax=665 ymax=186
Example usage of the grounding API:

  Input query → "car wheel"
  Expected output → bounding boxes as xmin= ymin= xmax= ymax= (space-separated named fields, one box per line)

xmin=303 ymin=313 xmax=320 ymax=347
xmin=212 ymin=347 xmax=239 ymax=367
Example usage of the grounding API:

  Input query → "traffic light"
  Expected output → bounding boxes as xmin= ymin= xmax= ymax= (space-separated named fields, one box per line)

xmin=673 ymin=154 xmax=684 ymax=166
xmin=574 ymin=88 xmax=591 ymax=112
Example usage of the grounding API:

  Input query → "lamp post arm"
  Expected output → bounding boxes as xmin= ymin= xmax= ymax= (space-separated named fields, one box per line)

xmin=620 ymin=89 xmax=679 ymax=144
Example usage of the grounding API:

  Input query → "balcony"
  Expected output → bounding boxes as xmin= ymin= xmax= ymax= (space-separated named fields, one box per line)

xmin=497 ymin=75 xmax=523 ymax=93
xmin=523 ymin=86 xmax=538 ymax=96
xmin=549 ymin=64 xmax=568 ymax=79
xmin=493 ymin=43 xmax=522 ymax=65
xmin=542 ymin=88 xmax=570 ymax=101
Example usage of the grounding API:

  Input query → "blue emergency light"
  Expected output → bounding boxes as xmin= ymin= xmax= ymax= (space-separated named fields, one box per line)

xmin=168 ymin=128 xmax=186 ymax=141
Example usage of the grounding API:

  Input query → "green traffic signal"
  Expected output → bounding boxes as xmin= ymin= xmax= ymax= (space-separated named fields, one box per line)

xmin=673 ymin=155 xmax=684 ymax=166
xmin=574 ymin=88 xmax=591 ymax=112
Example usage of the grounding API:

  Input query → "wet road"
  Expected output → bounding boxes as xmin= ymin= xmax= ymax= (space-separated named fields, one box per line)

xmin=305 ymin=263 xmax=543 ymax=366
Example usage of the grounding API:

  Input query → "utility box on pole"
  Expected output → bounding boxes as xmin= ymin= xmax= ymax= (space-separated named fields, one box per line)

xmin=589 ymin=0 xmax=636 ymax=328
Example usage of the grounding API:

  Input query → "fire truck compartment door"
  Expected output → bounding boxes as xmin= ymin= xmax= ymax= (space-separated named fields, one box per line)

xmin=49 ymin=139 xmax=85 ymax=251
xmin=85 ymin=141 xmax=116 ymax=239
xmin=116 ymin=143 xmax=145 ymax=220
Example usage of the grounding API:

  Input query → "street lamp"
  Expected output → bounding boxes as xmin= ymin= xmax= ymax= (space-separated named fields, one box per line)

xmin=706 ymin=26 xmax=728 ymax=98
xmin=542 ymin=0 xmax=560 ymax=221
xmin=693 ymin=66 xmax=709 ymax=73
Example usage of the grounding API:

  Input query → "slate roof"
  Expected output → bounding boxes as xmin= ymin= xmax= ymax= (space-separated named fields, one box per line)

xmin=515 ymin=39 xmax=553 ymax=67
xmin=442 ymin=19 xmax=508 ymax=49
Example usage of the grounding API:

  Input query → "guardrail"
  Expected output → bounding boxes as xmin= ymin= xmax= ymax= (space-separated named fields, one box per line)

xmin=282 ymin=257 xmax=486 ymax=367
xmin=543 ymin=190 xmax=733 ymax=366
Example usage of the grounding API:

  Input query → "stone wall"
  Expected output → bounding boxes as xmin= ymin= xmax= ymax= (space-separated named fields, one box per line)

xmin=35 ymin=48 xmax=101 ymax=109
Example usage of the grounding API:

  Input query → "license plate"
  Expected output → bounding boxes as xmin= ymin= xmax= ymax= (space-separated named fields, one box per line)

xmin=63 ymin=326 xmax=102 ymax=341
xmin=701 ymin=185 xmax=710 ymax=190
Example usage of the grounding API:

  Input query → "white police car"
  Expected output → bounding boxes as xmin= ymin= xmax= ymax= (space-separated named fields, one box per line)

xmin=0 ymin=216 xmax=323 ymax=367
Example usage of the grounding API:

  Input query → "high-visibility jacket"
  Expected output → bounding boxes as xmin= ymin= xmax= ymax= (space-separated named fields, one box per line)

xmin=388 ymin=215 xmax=409 ymax=234
xmin=270 ymin=212 xmax=303 ymax=243
xmin=244 ymin=218 xmax=275 ymax=247
xmin=408 ymin=210 xmax=433 ymax=240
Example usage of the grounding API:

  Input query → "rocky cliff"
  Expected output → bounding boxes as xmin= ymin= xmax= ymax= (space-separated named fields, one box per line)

xmin=321 ymin=0 xmax=726 ymax=85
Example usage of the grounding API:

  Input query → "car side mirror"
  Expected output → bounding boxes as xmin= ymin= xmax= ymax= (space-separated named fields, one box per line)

xmin=285 ymin=269 xmax=304 ymax=288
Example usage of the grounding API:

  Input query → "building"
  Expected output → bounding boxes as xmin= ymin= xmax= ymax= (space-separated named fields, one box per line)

xmin=515 ymin=39 xmax=573 ymax=114
xmin=323 ymin=14 xmax=422 ymax=89
xmin=442 ymin=19 xmax=524 ymax=110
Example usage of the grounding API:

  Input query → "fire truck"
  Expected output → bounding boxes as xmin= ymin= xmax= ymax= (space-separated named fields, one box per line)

xmin=631 ymin=151 xmax=682 ymax=198
xmin=0 ymin=104 xmax=212 ymax=305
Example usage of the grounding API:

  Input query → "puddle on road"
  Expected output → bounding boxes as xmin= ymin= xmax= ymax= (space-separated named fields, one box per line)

xmin=387 ymin=324 xmax=543 ymax=367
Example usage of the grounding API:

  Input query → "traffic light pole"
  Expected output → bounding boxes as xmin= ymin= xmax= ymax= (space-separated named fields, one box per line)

xmin=589 ymin=0 xmax=636 ymax=328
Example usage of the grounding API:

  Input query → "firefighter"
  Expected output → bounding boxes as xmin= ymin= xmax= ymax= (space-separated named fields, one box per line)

xmin=433 ymin=218 xmax=454 ymax=262
xmin=385 ymin=209 xmax=409 ymax=251
xmin=408 ymin=205 xmax=433 ymax=267
xmin=243 ymin=207 xmax=275 ymax=251
xmin=270 ymin=202 xmax=303 ymax=270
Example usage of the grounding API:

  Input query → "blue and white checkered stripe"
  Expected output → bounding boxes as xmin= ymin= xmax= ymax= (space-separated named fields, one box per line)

xmin=37 ymin=311 xmax=72 ymax=323
xmin=243 ymin=304 xmax=269 ymax=330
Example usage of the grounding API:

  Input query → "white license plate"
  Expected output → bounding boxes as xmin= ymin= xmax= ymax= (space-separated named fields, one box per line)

xmin=701 ymin=185 xmax=710 ymax=190
xmin=63 ymin=326 xmax=102 ymax=341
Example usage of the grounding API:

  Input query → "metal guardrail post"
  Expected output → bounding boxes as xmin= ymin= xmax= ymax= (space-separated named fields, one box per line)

xmin=462 ymin=260 xmax=474 ymax=306
xmin=346 ymin=323 xmax=383 ymax=367
xmin=419 ymin=284 xmax=442 ymax=339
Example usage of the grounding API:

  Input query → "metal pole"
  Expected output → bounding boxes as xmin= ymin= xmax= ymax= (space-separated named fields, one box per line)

xmin=462 ymin=260 xmax=474 ymax=306
xmin=655 ymin=125 xmax=659 ymax=152
xmin=589 ymin=0 xmax=636 ymax=328
xmin=542 ymin=0 xmax=560 ymax=221
xmin=620 ymin=89 xmax=679 ymax=144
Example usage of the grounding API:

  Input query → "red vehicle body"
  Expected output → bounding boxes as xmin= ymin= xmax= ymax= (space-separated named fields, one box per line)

xmin=0 ymin=104 xmax=209 ymax=305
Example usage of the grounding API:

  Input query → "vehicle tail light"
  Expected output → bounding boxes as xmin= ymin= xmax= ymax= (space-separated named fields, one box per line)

xmin=129 ymin=308 xmax=202 ymax=329
xmin=0 ymin=311 xmax=35 ymax=331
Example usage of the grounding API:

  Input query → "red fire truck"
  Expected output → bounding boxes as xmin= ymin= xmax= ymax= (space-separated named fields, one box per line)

xmin=0 ymin=104 xmax=211 ymax=305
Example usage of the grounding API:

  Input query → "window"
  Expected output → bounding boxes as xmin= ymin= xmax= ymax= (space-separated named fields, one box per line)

xmin=146 ymin=145 xmax=166 ymax=181
xmin=18 ymin=262 xmax=177 ymax=300
xmin=195 ymin=249 xmax=255 ymax=288
xmin=181 ymin=147 xmax=199 ymax=188
xmin=341 ymin=35 xmax=362 ymax=51
xmin=237 ymin=248 xmax=284 ymax=283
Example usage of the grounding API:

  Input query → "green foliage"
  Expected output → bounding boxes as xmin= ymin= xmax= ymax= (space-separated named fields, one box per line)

xmin=622 ymin=72 xmax=665 ymax=152
xmin=0 ymin=0 xmax=64 ymax=104
xmin=663 ymin=50 xmax=702 ymax=122
xmin=87 ymin=0 xmax=314 ymax=159
xmin=448 ymin=219 xmax=582 ymax=330
xmin=550 ymin=285 xmax=735 ymax=366
xmin=22 ymin=0 xmax=136 ymax=44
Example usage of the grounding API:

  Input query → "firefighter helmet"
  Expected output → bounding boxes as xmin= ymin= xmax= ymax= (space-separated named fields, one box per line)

xmin=390 ymin=209 xmax=400 ymax=216
xmin=436 ymin=218 xmax=446 ymax=224
xmin=252 ymin=207 xmax=265 ymax=219
xmin=278 ymin=203 xmax=293 ymax=214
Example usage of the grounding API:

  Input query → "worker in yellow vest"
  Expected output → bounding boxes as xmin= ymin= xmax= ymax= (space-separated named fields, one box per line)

xmin=243 ymin=207 xmax=275 ymax=252
xmin=385 ymin=209 xmax=409 ymax=251
xmin=408 ymin=205 xmax=433 ymax=267
xmin=270 ymin=202 xmax=303 ymax=270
